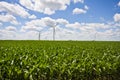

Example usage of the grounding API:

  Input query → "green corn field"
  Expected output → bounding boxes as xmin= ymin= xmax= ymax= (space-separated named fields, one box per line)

xmin=0 ymin=40 xmax=120 ymax=80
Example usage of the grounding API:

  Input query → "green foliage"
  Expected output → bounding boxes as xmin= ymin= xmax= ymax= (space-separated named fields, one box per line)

xmin=0 ymin=40 xmax=120 ymax=80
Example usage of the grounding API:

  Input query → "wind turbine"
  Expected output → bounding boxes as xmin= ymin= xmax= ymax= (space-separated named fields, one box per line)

xmin=94 ymin=32 xmax=97 ymax=41
xmin=36 ymin=26 xmax=43 ymax=40
xmin=52 ymin=23 xmax=58 ymax=40
xmin=53 ymin=26 xmax=55 ymax=40
xmin=38 ymin=31 xmax=41 ymax=40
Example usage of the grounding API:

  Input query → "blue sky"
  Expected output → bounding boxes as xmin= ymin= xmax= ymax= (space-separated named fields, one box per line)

xmin=0 ymin=0 xmax=120 ymax=40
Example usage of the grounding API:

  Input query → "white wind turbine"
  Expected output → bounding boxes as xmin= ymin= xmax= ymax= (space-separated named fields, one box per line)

xmin=53 ymin=26 xmax=55 ymax=40
xmin=38 ymin=31 xmax=41 ymax=40
xmin=34 ymin=27 xmax=42 ymax=40
xmin=94 ymin=32 xmax=97 ymax=41
xmin=36 ymin=25 xmax=46 ymax=40
xmin=52 ymin=23 xmax=59 ymax=40
xmin=33 ymin=30 xmax=41 ymax=40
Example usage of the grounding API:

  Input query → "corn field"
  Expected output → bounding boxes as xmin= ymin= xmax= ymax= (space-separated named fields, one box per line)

xmin=0 ymin=40 xmax=120 ymax=80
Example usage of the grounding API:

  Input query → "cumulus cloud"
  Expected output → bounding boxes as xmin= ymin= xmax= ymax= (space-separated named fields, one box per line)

xmin=0 ymin=14 xmax=19 ymax=25
xmin=29 ymin=14 xmax=37 ymax=19
xmin=43 ymin=25 xmax=120 ymax=41
xmin=19 ymin=0 xmax=70 ymax=15
xmin=0 ymin=26 xmax=17 ymax=39
xmin=5 ymin=26 xmax=17 ymax=31
xmin=73 ymin=5 xmax=89 ymax=15
xmin=0 ymin=1 xmax=30 ymax=18
xmin=20 ymin=17 xmax=120 ymax=40
xmin=118 ymin=1 xmax=120 ymax=7
xmin=21 ymin=25 xmax=43 ymax=32
xmin=73 ymin=0 xmax=84 ymax=3
xmin=66 ymin=22 xmax=110 ymax=31
xmin=44 ymin=8 xmax=55 ymax=15
xmin=38 ymin=26 xmax=77 ymax=40
xmin=21 ymin=17 xmax=120 ymax=40
xmin=66 ymin=22 xmax=120 ymax=41
xmin=21 ymin=19 xmax=45 ymax=32
xmin=21 ymin=17 xmax=69 ymax=32
xmin=66 ymin=22 xmax=81 ymax=30
xmin=114 ymin=13 xmax=120 ymax=22
xmin=84 ymin=5 xmax=89 ymax=10
xmin=41 ymin=17 xmax=56 ymax=27
xmin=73 ymin=8 xmax=86 ymax=14
xmin=21 ymin=17 xmax=55 ymax=32
xmin=0 ymin=16 xmax=119 ymax=40
xmin=56 ymin=19 xmax=69 ymax=25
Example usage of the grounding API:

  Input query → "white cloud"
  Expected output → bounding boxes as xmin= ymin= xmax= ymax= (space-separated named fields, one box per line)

xmin=20 ymin=17 xmax=69 ymax=39
xmin=66 ymin=22 xmax=120 ymax=41
xmin=21 ymin=17 xmax=69 ymax=32
xmin=73 ymin=8 xmax=86 ymax=14
xmin=0 ymin=16 xmax=119 ymax=41
xmin=66 ymin=22 xmax=81 ymax=30
xmin=0 ymin=26 xmax=17 ymax=39
xmin=73 ymin=5 xmax=89 ymax=15
xmin=39 ymin=26 xmax=77 ymax=40
xmin=19 ymin=0 xmax=70 ymax=15
xmin=5 ymin=26 xmax=17 ymax=31
xmin=21 ymin=20 xmax=45 ymax=32
xmin=21 ymin=17 xmax=55 ymax=32
xmin=56 ymin=18 xmax=69 ymax=25
xmin=84 ymin=5 xmax=89 ymax=10
xmin=66 ymin=22 xmax=110 ymax=31
xmin=29 ymin=14 xmax=37 ymax=19
xmin=118 ymin=1 xmax=120 ymax=7
xmin=0 ymin=1 xmax=30 ymax=18
xmin=84 ymin=23 xmax=109 ymax=29
xmin=19 ymin=0 xmax=34 ymax=10
xmin=41 ymin=17 xmax=56 ymax=27
xmin=0 ymin=31 xmax=15 ymax=39
xmin=0 ymin=14 xmax=19 ymax=25
xmin=21 ymin=25 xmax=43 ymax=32
xmin=73 ymin=0 xmax=84 ymax=3
xmin=44 ymin=8 xmax=55 ymax=15
xmin=113 ymin=22 xmax=120 ymax=27
xmin=18 ymin=25 xmax=120 ymax=40
xmin=20 ymin=17 xmax=120 ymax=40
xmin=114 ymin=13 xmax=120 ymax=22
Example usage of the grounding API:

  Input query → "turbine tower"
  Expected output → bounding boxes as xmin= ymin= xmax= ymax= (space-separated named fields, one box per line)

xmin=38 ymin=31 xmax=41 ymax=40
xmin=94 ymin=32 xmax=97 ymax=41
xmin=53 ymin=26 xmax=55 ymax=40
xmin=52 ymin=23 xmax=58 ymax=41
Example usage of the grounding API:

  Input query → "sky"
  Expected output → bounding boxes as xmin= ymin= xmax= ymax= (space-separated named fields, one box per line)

xmin=0 ymin=0 xmax=120 ymax=41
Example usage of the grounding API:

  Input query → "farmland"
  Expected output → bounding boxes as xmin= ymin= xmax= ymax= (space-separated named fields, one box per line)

xmin=0 ymin=40 xmax=120 ymax=80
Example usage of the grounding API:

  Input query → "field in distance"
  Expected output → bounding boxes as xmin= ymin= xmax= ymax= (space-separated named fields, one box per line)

xmin=0 ymin=40 xmax=120 ymax=80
